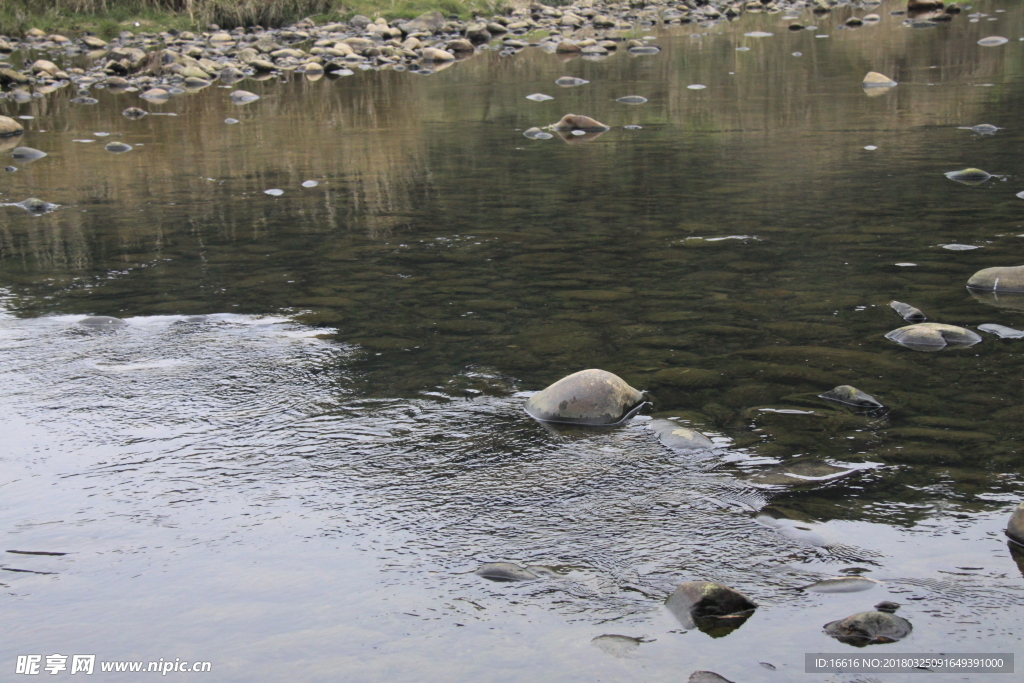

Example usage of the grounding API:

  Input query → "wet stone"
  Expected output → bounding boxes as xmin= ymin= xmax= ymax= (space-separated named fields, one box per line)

xmin=9 ymin=198 xmax=58 ymax=215
xmin=666 ymin=581 xmax=757 ymax=633
xmin=229 ymin=90 xmax=260 ymax=104
xmin=628 ymin=45 xmax=661 ymax=55
xmin=525 ymin=369 xmax=644 ymax=426
xmin=978 ymin=323 xmax=1024 ymax=339
xmin=104 ymin=142 xmax=132 ymax=153
xmin=886 ymin=323 xmax=982 ymax=350
xmin=591 ymin=634 xmax=643 ymax=657
xmin=819 ymin=385 xmax=883 ymax=409
xmin=889 ymin=300 xmax=926 ymax=322
xmin=1007 ymin=501 xmax=1024 ymax=545
xmin=650 ymin=419 xmax=714 ymax=451
xmin=122 ymin=107 xmax=148 ymax=119
xmin=802 ymin=576 xmax=881 ymax=593
xmin=525 ymin=93 xmax=553 ymax=101
xmin=522 ymin=127 xmax=553 ymax=140
xmin=264 ymin=189 xmax=283 ymax=197
xmin=824 ymin=607 xmax=912 ymax=646
xmin=11 ymin=147 xmax=46 ymax=161
xmin=967 ymin=265 xmax=1024 ymax=293
xmin=688 ymin=673 xmax=736 ymax=683
xmin=0 ymin=115 xmax=24 ymax=137
xmin=224 ymin=118 xmax=239 ymax=124
xmin=616 ymin=95 xmax=647 ymax=104
xmin=978 ymin=36 xmax=1009 ymax=46
xmin=549 ymin=114 xmax=610 ymax=132
xmin=967 ymin=123 xmax=1001 ymax=134
xmin=555 ymin=76 xmax=588 ymax=87
xmin=78 ymin=316 xmax=127 ymax=329
xmin=140 ymin=88 xmax=170 ymax=102
xmin=862 ymin=71 xmax=897 ymax=87
xmin=474 ymin=562 xmax=537 ymax=582
xmin=70 ymin=96 xmax=99 ymax=105
xmin=301 ymin=180 xmax=319 ymax=188
xmin=945 ymin=167 xmax=991 ymax=185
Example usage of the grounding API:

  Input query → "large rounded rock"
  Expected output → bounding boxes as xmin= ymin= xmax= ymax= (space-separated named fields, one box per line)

xmin=824 ymin=604 xmax=912 ymax=646
xmin=1007 ymin=501 xmax=1024 ymax=545
xmin=968 ymin=265 xmax=1024 ymax=293
xmin=665 ymin=581 xmax=757 ymax=632
xmin=885 ymin=323 xmax=982 ymax=350
xmin=525 ymin=369 xmax=644 ymax=426
xmin=549 ymin=114 xmax=610 ymax=131
xmin=0 ymin=115 xmax=23 ymax=138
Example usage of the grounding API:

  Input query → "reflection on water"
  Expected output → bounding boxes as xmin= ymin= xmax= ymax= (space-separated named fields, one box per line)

xmin=3 ymin=3 xmax=1024 ymax=681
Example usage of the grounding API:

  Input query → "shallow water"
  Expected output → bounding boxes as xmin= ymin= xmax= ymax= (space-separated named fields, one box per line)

xmin=3 ymin=3 xmax=1024 ymax=681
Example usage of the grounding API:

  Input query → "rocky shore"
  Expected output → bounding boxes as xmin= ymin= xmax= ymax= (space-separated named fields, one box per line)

xmin=0 ymin=0 xmax=964 ymax=101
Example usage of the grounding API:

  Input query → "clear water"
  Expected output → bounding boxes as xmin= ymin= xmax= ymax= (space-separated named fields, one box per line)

xmin=3 ymin=3 xmax=1024 ymax=681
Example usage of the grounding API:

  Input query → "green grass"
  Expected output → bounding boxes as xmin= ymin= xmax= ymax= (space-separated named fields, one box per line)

xmin=0 ymin=0 xmax=515 ymax=38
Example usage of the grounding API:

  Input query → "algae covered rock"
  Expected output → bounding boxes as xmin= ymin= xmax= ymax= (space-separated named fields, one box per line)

xmin=967 ymin=265 xmax=1024 ymax=293
xmin=1007 ymin=501 xmax=1024 ymax=546
xmin=666 ymin=581 xmax=757 ymax=633
xmin=885 ymin=323 xmax=982 ymax=350
xmin=819 ymin=385 xmax=883 ymax=409
xmin=824 ymin=603 xmax=912 ymax=646
xmin=525 ymin=369 xmax=644 ymax=426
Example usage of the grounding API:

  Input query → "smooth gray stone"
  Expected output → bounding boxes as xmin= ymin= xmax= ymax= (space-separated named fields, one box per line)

xmin=474 ymin=562 xmax=537 ymax=582
xmin=525 ymin=369 xmax=644 ymax=426
xmin=11 ymin=198 xmax=58 ymax=214
xmin=229 ymin=90 xmax=260 ymax=104
xmin=889 ymin=300 xmax=926 ymax=322
xmin=78 ymin=316 xmax=127 ymax=328
xmin=591 ymin=634 xmax=643 ymax=657
xmin=802 ymin=576 xmax=881 ymax=593
xmin=1008 ymin=501 xmax=1024 ymax=545
xmin=104 ymin=141 xmax=132 ymax=153
xmin=666 ymin=581 xmax=757 ymax=630
xmin=688 ymin=673 xmax=735 ymax=683
xmin=968 ymin=265 xmax=1024 ymax=293
xmin=11 ymin=146 xmax=46 ymax=160
xmin=945 ymin=167 xmax=991 ymax=185
xmin=616 ymin=95 xmax=647 ymax=104
xmin=819 ymin=385 xmax=883 ymax=409
xmin=824 ymin=609 xmax=912 ymax=645
xmin=885 ymin=323 xmax=982 ymax=350
xmin=650 ymin=419 xmax=714 ymax=451
xmin=554 ymin=76 xmax=588 ymax=87
xmin=979 ymin=324 xmax=1024 ymax=339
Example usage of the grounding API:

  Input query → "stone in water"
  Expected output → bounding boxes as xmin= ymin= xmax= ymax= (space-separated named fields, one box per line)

xmin=889 ymin=300 xmax=926 ymax=322
xmin=687 ymin=84 xmax=706 ymax=90
xmin=78 ymin=316 xmax=127 ymax=329
xmin=945 ymin=167 xmax=991 ymax=185
xmin=744 ymin=31 xmax=774 ymax=37
xmin=122 ymin=107 xmax=147 ymax=119
xmin=11 ymin=147 xmax=46 ymax=160
xmin=526 ymin=93 xmax=554 ymax=101
xmin=666 ymin=581 xmax=757 ymax=632
xmin=522 ymin=127 xmax=553 ymax=140
xmin=966 ymin=123 xmax=1000 ymax=134
xmin=591 ymin=634 xmax=643 ymax=658
xmin=555 ymin=77 xmax=588 ymax=87
xmin=549 ymin=114 xmax=610 ymax=132
xmin=824 ymin=607 xmax=912 ymax=646
xmin=862 ymin=71 xmax=897 ymax=88
xmin=525 ymin=369 xmax=644 ymax=426
xmin=9 ymin=198 xmax=58 ymax=215
xmin=886 ymin=323 xmax=982 ymax=350
xmin=819 ymin=385 xmax=884 ymax=409
xmin=650 ymin=419 xmax=714 ymax=451
xmin=301 ymin=180 xmax=319 ymax=188
xmin=616 ymin=95 xmax=647 ymax=104
xmin=624 ymin=125 xmax=642 ymax=130
xmin=264 ymin=189 xmax=284 ymax=196
xmin=864 ymin=145 xmax=878 ymax=150
xmin=942 ymin=243 xmax=979 ymax=251
xmin=225 ymin=118 xmax=239 ymax=124
xmin=628 ymin=45 xmax=661 ymax=55
xmin=802 ymin=576 xmax=881 ymax=593
xmin=139 ymin=88 xmax=169 ymax=102
xmin=978 ymin=36 xmax=1009 ymax=46
xmin=229 ymin=90 xmax=260 ymax=104
xmin=104 ymin=142 xmax=132 ymax=153
xmin=978 ymin=323 xmax=1024 ymax=339
xmin=474 ymin=562 xmax=537 ymax=581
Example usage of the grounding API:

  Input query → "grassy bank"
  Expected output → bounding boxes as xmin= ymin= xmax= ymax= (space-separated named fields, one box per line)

xmin=0 ymin=0 xmax=518 ymax=39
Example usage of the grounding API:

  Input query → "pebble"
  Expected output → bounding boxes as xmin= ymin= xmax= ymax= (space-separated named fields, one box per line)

xmin=264 ymin=189 xmax=284 ymax=196
xmin=104 ymin=142 xmax=133 ymax=153
xmin=616 ymin=95 xmax=647 ymax=104
xmin=301 ymin=180 xmax=319 ymax=188
xmin=525 ymin=93 xmax=554 ymax=101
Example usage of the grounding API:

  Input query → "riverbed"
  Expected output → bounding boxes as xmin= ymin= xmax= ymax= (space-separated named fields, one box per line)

xmin=2 ymin=2 xmax=1024 ymax=681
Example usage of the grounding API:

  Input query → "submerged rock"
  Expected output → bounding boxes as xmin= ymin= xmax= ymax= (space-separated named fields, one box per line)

xmin=945 ymin=167 xmax=991 ymax=185
xmin=104 ymin=141 xmax=132 ymax=153
xmin=979 ymin=323 xmax=1024 ymax=339
xmin=1007 ymin=501 xmax=1024 ymax=545
xmin=11 ymin=146 xmax=46 ymax=161
xmin=0 ymin=115 xmax=24 ymax=137
xmin=967 ymin=265 xmax=1024 ymax=293
xmin=966 ymin=123 xmax=1001 ymax=135
xmin=122 ymin=107 xmax=148 ymax=119
xmin=522 ymin=127 xmax=553 ymax=140
xmin=474 ymin=562 xmax=538 ymax=582
xmin=824 ymin=605 xmax=912 ymax=646
xmin=802 ymin=576 xmax=881 ymax=593
xmin=229 ymin=90 xmax=260 ymax=104
xmin=650 ymin=419 xmax=714 ymax=451
xmin=628 ymin=45 xmax=661 ymax=55
xmin=745 ymin=459 xmax=860 ymax=487
xmin=688 ymin=673 xmax=735 ymax=683
xmin=591 ymin=634 xmax=643 ymax=657
xmin=616 ymin=95 xmax=647 ymax=104
xmin=889 ymin=300 xmax=926 ymax=322
xmin=7 ymin=198 xmax=56 ymax=215
xmin=78 ymin=316 xmax=127 ymax=329
xmin=978 ymin=36 xmax=1009 ymax=47
xmin=862 ymin=71 xmax=897 ymax=88
xmin=666 ymin=581 xmax=757 ymax=633
xmin=885 ymin=323 xmax=982 ymax=350
xmin=140 ymin=87 xmax=170 ymax=102
xmin=555 ymin=76 xmax=589 ymax=87
xmin=526 ymin=369 xmax=644 ymax=426
xmin=819 ymin=385 xmax=883 ymax=409
xmin=549 ymin=114 xmax=610 ymax=132
xmin=525 ymin=93 xmax=554 ymax=102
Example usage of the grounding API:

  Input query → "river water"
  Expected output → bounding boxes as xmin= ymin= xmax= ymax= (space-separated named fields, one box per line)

xmin=2 ymin=2 xmax=1024 ymax=681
